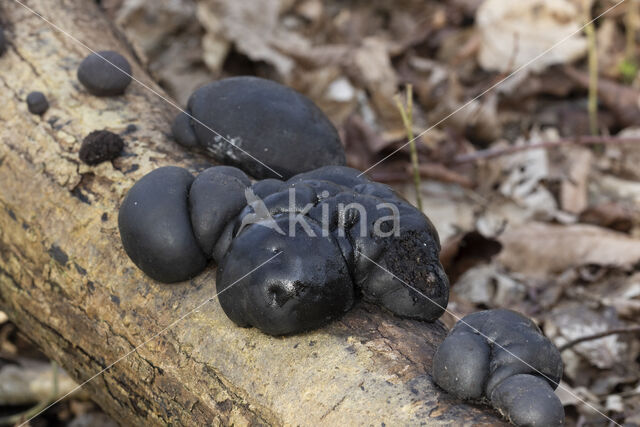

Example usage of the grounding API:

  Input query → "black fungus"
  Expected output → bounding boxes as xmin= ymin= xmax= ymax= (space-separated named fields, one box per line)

xmin=171 ymin=76 xmax=346 ymax=179
xmin=79 ymin=130 xmax=124 ymax=165
xmin=189 ymin=167 xmax=250 ymax=255
xmin=0 ymin=26 xmax=6 ymax=56
xmin=118 ymin=165 xmax=449 ymax=335
xmin=77 ymin=50 xmax=132 ymax=96
xmin=118 ymin=167 xmax=207 ymax=283
xmin=217 ymin=216 xmax=355 ymax=335
xmin=26 ymin=91 xmax=49 ymax=115
xmin=432 ymin=309 xmax=564 ymax=426
xmin=170 ymin=111 xmax=198 ymax=148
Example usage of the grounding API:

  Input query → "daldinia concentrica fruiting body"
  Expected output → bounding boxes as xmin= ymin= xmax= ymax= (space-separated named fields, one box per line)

xmin=26 ymin=91 xmax=49 ymax=115
xmin=77 ymin=50 xmax=132 ymax=96
xmin=118 ymin=167 xmax=207 ymax=283
xmin=217 ymin=217 xmax=355 ymax=335
xmin=433 ymin=309 xmax=564 ymax=426
xmin=171 ymin=77 xmax=346 ymax=179
xmin=119 ymin=165 xmax=449 ymax=335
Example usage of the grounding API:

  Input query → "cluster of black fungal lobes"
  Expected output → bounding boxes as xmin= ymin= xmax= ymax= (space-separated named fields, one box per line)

xmin=118 ymin=165 xmax=449 ymax=335
xmin=434 ymin=309 xmax=564 ymax=426
xmin=119 ymin=165 xmax=565 ymax=425
xmin=0 ymin=24 xmax=564 ymax=424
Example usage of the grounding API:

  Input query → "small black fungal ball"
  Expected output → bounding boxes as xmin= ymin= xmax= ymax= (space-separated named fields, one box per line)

xmin=79 ymin=130 xmax=124 ymax=165
xmin=119 ymin=165 xmax=449 ymax=335
xmin=77 ymin=50 xmax=132 ymax=96
xmin=433 ymin=309 xmax=564 ymax=426
xmin=26 ymin=91 xmax=49 ymax=115
xmin=172 ymin=76 xmax=346 ymax=179
xmin=118 ymin=167 xmax=207 ymax=283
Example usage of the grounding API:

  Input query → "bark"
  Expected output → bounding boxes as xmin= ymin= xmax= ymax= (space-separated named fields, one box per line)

xmin=0 ymin=1 xmax=505 ymax=425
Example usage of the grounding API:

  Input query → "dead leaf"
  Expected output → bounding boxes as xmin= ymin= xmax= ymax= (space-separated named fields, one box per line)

xmin=0 ymin=360 xmax=82 ymax=405
xmin=454 ymin=264 xmax=527 ymax=307
xmin=548 ymin=303 xmax=632 ymax=369
xmin=580 ymin=201 xmax=634 ymax=233
xmin=498 ymin=222 xmax=640 ymax=277
xmin=476 ymin=0 xmax=588 ymax=75
xmin=559 ymin=147 xmax=592 ymax=214
xmin=116 ymin=0 xmax=196 ymax=57
xmin=565 ymin=66 xmax=640 ymax=128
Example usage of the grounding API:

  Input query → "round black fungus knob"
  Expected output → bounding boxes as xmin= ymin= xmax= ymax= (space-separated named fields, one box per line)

xmin=26 ymin=91 xmax=49 ymax=115
xmin=189 ymin=167 xmax=250 ymax=256
xmin=433 ymin=309 xmax=564 ymax=426
xmin=170 ymin=112 xmax=198 ymax=148
xmin=118 ymin=165 xmax=449 ymax=335
xmin=77 ymin=50 xmax=132 ymax=96
xmin=79 ymin=130 xmax=124 ymax=165
xmin=171 ymin=76 xmax=346 ymax=179
xmin=217 ymin=216 xmax=354 ymax=335
xmin=491 ymin=374 xmax=565 ymax=427
xmin=118 ymin=167 xmax=207 ymax=283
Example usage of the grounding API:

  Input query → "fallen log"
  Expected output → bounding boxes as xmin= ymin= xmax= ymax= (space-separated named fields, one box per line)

xmin=0 ymin=1 xmax=504 ymax=425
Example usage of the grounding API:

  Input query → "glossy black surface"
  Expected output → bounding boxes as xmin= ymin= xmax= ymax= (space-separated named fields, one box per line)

xmin=172 ymin=77 xmax=346 ymax=179
xmin=433 ymin=309 xmax=564 ymax=426
xmin=217 ymin=216 xmax=354 ymax=335
xmin=77 ymin=50 xmax=132 ymax=96
xmin=118 ymin=167 xmax=207 ymax=283
xmin=26 ymin=91 xmax=48 ymax=115
xmin=189 ymin=167 xmax=250 ymax=256
xmin=119 ymin=165 xmax=450 ymax=335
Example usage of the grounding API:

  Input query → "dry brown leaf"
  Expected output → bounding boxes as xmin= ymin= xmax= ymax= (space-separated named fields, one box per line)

xmin=477 ymin=128 xmax=559 ymax=218
xmin=196 ymin=0 xmax=307 ymax=78
xmin=560 ymin=147 xmax=592 ymax=214
xmin=580 ymin=201 xmax=634 ymax=233
xmin=498 ymin=222 xmax=640 ymax=277
xmin=565 ymin=66 xmax=640 ymax=128
xmin=476 ymin=0 xmax=588 ymax=75
xmin=0 ymin=361 xmax=81 ymax=405
xmin=454 ymin=264 xmax=526 ymax=307
xmin=116 ymin=0 xmax=196 ymax=57
xmin=547 ymin=303 xmax=632 ymax=369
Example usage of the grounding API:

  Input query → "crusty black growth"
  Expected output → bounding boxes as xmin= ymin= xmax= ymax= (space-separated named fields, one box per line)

xmin=171 ymin=77 xmax=346 ymax=179
xmin=118 ymin=165 xmax=449 ymax=335
xmin=79 ymin=130 xmax=124 ymax=165
xmin=432 ymin=309 xmax=564 ymax=426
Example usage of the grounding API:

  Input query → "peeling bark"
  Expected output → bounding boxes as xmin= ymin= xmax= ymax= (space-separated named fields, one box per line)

xmin=0 ymin=1 xmax=505 ymax=425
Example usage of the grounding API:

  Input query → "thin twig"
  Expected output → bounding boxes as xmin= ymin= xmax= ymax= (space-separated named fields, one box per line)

xmin=559 ymin=326 xmax=640 ymax=352
xmin=584 ymin=2 xmax=599 ymax=135
xmin=451 ymin=136 xmax=640 ymax=164
xmin=625 ymin=0 xmax=639 ymax=61
xmin=0 ymin=361 xmax=61 ymax=426
xmin=395 ymin=85 xmax=423 ymax=210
